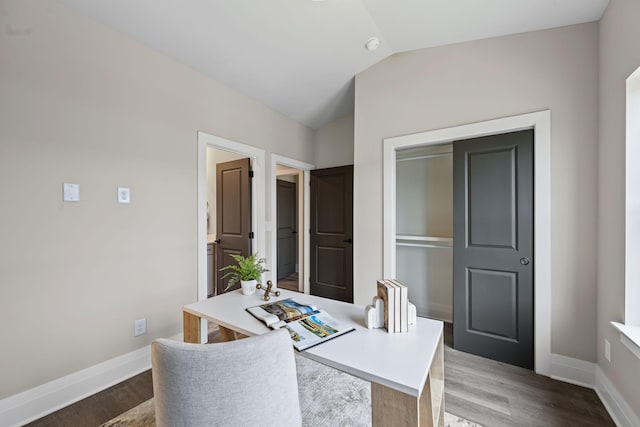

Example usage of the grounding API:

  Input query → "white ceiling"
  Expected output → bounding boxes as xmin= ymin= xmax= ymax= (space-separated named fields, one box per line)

xmin=59 ymin=0 xmax=609 ymax=129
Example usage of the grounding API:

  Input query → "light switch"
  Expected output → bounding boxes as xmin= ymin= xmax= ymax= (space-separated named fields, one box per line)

xmin=134 ymin=318 xmax=146 ymax=337
xmin=118 ymin=187 xmax=131 ymax=204
xmin=63 ymin=183 xmax=80 ymax=202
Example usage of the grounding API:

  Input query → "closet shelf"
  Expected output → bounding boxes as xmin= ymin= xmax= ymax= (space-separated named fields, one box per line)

xmin=396 ymin=152 xmax=452 ymax=162
xmin=396 ymin=235 xmax=453 ymax=249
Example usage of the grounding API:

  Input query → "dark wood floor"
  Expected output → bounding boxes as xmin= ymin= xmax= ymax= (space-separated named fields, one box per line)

xmin=442 ymin=324 xmax=614 ymax=427
xmin=27 ymin=323 xmax=614 ymax=427
xmin=24 ymin=371 xmax=153 ymax=427
xmin=277 ymin=272 xmax=299 ymax=292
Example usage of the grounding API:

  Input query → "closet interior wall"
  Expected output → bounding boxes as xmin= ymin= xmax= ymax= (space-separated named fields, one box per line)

xmin=396 ymin=144 xmax=453 ymax=322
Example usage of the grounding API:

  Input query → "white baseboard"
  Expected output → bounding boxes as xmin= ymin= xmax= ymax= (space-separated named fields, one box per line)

xmin=595 ymin=365 xmax=640 ymax=427
xmin=550 ymin=353 xmax=596 ymax=388
xmin=0 ymin=333 xmax=182 ymax=427
xmin=548 ymin=354 xmax=640 ymax=427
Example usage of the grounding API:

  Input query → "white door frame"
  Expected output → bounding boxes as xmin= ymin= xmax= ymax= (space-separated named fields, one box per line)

xmin=197 ymin=132 xmax=266 ymax=340
xmin=382 ymin=110 xmax=551 ymax=376
xmin=271 ymin=154 xmax=314 ymax=293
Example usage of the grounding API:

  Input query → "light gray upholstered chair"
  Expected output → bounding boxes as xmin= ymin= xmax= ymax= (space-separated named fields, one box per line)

xmin=151 ymin=329 xmax=301 ymax=427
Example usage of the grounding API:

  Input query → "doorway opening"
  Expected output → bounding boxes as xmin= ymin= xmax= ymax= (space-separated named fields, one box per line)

xmin=310 ymin=165 xmax=354 ymax=303
xmin=270 ymin=154 xmax=313 ymax=294
xmin=206 ymin=149 xmax=252 ymax=296
xmin=383 ymin=111 xmax=551 ymax=376
xmin=276 ymin=165 xmax=301 ymax=292
xmin=395 ymin=143 xmax=453 ymax=321
xmin=197 ymin=132 xmax=265 ymax=306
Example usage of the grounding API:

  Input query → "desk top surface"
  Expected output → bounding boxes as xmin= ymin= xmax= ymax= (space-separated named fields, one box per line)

xmin=184 ymin=289 xmax=443 ymax=397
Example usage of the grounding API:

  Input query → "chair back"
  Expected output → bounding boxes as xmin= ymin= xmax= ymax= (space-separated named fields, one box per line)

xmin=151 ymin=329 xmax=301 ymax=427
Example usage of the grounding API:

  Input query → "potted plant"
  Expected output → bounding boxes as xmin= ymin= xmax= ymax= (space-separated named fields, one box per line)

xmin=219 ymin=253 xmax=268 ymax=295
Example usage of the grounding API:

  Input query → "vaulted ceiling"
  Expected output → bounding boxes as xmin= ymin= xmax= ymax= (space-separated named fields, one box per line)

xmin=59 ymin=0 xmax=609 ymax=129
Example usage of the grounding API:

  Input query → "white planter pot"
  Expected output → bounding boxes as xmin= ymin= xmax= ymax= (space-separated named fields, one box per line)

xmin=240 ymin=279 xmax=257 ymax=295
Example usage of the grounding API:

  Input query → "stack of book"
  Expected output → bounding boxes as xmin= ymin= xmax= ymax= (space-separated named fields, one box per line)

xmin=376 ymin=279 xmax=409 ymax=333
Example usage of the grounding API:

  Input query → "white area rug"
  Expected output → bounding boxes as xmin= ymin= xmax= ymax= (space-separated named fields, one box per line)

xmin=295 ymin=354 xmax=481 ymax=427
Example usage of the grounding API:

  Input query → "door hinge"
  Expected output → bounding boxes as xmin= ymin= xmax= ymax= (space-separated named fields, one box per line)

xmin=249 ymin=170 xmax=254 ymax=178
xmin=249 ymin=231 xmax=254 ymax=239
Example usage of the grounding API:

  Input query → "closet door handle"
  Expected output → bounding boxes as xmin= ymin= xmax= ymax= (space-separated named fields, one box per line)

xmin=520 ymin=257 xmax=530 ymax=266
xmin=214 ymin=239 xmax=221 ymax=244
xmin=343 ymin=238 xmax=352 ymax=244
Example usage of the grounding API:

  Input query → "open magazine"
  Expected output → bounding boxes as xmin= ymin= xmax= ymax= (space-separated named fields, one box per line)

xmin=246 ymin=298 xmax=355 ymax=351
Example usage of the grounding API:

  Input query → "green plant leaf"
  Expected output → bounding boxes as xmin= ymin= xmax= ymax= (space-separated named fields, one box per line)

xmin=219 ymin=253 xmax=268 ymax=291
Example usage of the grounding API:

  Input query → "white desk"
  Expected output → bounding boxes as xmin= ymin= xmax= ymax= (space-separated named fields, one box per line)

xmin=183 ymin=289 xmax=444 ymax=427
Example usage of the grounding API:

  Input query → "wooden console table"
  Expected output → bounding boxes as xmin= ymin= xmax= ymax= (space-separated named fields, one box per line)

xmin=183 ymin=289 xmax=444 ymax=427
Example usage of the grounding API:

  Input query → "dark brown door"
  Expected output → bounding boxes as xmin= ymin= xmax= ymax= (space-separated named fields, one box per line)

xmin=277 ymin=179 xmax=296 ymax=280
xmin=216 ymin=158 xmax=252 ymax=294
xmin=310 ymin=166 xmax=353 ymax=303
xmin=453 ymin=130 xmax=534 ymax=369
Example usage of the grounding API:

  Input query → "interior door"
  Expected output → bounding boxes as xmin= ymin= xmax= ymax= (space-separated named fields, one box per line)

xmin=310 ymin=165 xmax=353 ymax=303
xmin=216 ymin=158 xmax=252 ymax=294
xmin=277 ymin=179 xmax=296 ymax=280
xmin=453 ymin=129 xmax=534 ymax=369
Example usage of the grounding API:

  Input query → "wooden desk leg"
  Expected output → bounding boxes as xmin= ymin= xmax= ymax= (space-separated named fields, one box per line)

xmin=183 ymin=311 xmax=201 ymax=343
xmin=183 ymin=313 xmax=244 ymax=344
xmin=431 ymin=333 xmax=445 ymax=426
xmin=218 ymin=325 xmax=238 ymax=342
xmin=372 ymin=383 xmax=423 ymax=427
xmin=371 ymin=332 xmax=445 ymax=427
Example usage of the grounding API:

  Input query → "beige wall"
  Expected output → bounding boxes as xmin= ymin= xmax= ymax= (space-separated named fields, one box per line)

xmin=0 ymin=0 xmax=313 ymax=398
xmin=312 ymin=112 xmax=354 ymax=168
xmin=354 ymin=23 xmax=599 ymax=361
xmin=598 ymin=0 xmax=640 ymax=416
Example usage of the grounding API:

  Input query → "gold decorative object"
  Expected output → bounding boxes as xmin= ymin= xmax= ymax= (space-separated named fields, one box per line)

xmin=256 ymin=280 xmax=281 ymax=301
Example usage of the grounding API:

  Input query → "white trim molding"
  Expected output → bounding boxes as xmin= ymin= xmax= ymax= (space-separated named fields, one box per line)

xmin=544 ymin=339 xmax=640 ymax=425
xmin=549 ymin=354 xmax=640 ymax=426
xmin=595 ymin=365 xmax=640 ymax=427
xmin=550 ymin=354 xmax=595 ymax=389
xmin=383 ymin=110 xmax=552 ymax=376
xmin=611 ymin=321 xmax=640 ymax=359
xmin=625 ymin=69 xmax=640 ymax=327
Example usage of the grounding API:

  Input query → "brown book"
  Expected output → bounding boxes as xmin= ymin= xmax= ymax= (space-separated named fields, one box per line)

xmin=376 ymin=280 xmax=395 ymax=332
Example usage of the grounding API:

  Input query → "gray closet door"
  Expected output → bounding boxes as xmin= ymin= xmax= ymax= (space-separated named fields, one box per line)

xmin=453 ymin=129 xmax=534 ymax=369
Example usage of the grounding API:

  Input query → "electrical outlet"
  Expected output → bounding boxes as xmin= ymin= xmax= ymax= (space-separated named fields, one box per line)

xmin=134 ymin=318 xmax=147 ymax=337
xmin=605 ymin=339 xmax=611 ymax=362
xmin=118 ymin=187 xmax=131 ymax=204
